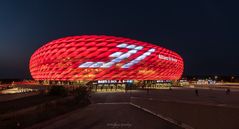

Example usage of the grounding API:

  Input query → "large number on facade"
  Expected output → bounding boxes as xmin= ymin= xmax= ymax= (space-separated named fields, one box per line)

xmin=79 ymin=43 xmax=155 ymax=68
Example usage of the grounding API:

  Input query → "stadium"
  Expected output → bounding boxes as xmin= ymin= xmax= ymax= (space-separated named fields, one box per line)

xmin=29 ymin=35 xmax=184 ymax=89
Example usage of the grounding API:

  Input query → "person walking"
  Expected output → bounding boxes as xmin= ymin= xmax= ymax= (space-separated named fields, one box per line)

xmin=195 ymin=89 xmax=199 ymax=96
xmin=226 ymin=88 xmax=230 ymax=95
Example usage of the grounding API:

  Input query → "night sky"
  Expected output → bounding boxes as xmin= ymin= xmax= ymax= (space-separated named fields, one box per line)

xmin=0 ymin=0 xmax=238 ymax=79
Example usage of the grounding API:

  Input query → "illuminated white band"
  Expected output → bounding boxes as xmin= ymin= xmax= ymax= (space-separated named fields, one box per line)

xmin=79 ymin=43 xmax=152 ymax=68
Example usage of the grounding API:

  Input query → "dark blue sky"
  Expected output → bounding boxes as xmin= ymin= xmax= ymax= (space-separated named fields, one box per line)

xmin=0 ymin=0 xmax=238 ymax=79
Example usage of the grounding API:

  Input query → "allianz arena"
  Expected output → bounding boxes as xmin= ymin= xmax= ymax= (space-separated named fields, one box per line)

xmin=29 ymin=35 xmax=184 ymax=81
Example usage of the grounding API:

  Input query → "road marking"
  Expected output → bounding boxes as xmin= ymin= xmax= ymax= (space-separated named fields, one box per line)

xmin=130 ymin=102 xmax=194 ymax=129
xmin=95 ymin=102 xmax=193 ymax=129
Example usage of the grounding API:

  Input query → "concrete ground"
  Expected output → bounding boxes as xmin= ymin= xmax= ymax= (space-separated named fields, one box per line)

xmin=28 ymin=87 xmax=239 ymax=129
xmin=28 ymin=103 xmax=181 ymax=129
xmin=130 ymin=87 xmax=239 ymax=106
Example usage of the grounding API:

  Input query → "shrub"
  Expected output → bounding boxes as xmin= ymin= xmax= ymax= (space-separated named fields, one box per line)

xmin=48 ymin=86 xmax=68 ymax=97
xmin=74 ymin=86 xmax=91 ymax=105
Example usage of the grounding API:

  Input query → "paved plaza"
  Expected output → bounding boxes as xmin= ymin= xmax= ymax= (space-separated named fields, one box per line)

xmin=26 ymin=87 xmax=239 ymax=129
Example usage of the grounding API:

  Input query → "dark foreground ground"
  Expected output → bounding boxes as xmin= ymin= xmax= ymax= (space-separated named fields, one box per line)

xmin=28 ymin=89 xmax=182 ymax=129
xmin=2 ymin=87 xmax=239 ymax=129
xmin=28 ymin=103 xmax=180 ymax=129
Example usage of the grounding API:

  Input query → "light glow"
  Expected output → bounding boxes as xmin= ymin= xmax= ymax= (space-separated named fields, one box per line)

xmin=29 ymin=35 xmax=184 ymax=80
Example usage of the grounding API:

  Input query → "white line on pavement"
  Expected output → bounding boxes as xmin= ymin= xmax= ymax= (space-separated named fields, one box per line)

xmin=130 ymin=102 xmax=194 ymax=129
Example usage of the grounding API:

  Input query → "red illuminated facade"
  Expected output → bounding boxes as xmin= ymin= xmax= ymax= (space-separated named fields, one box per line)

xmin=29 ymin=35 xmax=184 ymax=81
